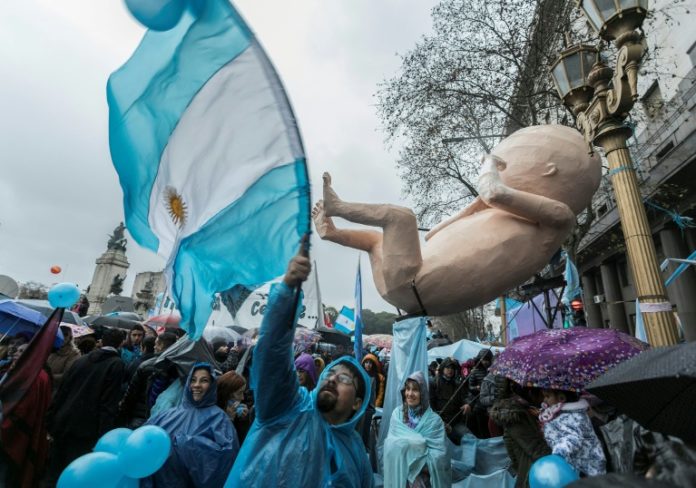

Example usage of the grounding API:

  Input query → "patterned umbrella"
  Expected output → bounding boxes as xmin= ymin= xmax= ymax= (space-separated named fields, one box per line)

xmin=61 ymin=322 xmax=94 ymax=338
xmin=293 ymin=327 xmax=322 ymax=354
xmin=145 ymin=312 xmax=181 ymax=329
xmin=363 ymin=334 xmax=393 ymax=350
xmin=489 ymin=327 xmax=649 ymax=392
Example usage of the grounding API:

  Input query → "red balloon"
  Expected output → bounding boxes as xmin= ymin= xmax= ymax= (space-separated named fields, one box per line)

xmin=50 ymin=265 xmax=62 ymax=274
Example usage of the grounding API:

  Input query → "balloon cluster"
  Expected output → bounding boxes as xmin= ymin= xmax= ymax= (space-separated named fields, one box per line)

xmin=124 ymin=0 xmax=193 ymax=31
xmin=57 ymin=426 xmax=171 ymax=488
xmin=529 ymin=455 xmax=579 ymax=488
xmin=48 ymin=283 xmax=81 ymax=309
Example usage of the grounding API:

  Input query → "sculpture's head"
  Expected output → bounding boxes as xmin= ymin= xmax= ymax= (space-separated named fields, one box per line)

xmin=490 ymin=125 xmax=601 ymax=215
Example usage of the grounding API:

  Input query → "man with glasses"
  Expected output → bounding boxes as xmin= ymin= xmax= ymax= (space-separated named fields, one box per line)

xmin=226 ymin=246 xmax=373 ymax=487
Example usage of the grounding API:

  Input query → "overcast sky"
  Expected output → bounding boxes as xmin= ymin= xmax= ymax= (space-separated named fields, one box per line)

xmin=0 ymin=0 xmax=439 ymax=312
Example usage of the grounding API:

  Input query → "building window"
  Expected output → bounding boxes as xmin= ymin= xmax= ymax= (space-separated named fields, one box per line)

xmin=688 ymin=39 xmax=696 ymax=67
xmin=641 ymin=80 xmax=664 ymax=120
xmin=656 ymin=141 xmax=675 ymax=163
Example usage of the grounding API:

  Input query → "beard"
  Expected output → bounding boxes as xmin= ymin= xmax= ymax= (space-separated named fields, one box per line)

xmin=316 ymin=388 xmax=338 ymax=412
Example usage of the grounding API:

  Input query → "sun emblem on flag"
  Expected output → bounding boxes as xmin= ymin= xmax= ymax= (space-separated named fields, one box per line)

xmin=164 ymin=187 xmax=187 ymax=228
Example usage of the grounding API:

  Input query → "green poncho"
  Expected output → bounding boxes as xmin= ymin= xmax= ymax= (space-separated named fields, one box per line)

xmin=384 ymin=372 xmax=451 ymax=488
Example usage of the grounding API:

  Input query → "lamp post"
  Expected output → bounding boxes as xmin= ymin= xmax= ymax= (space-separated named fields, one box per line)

xmin=550 ymin=0 xmax=678 ymax=346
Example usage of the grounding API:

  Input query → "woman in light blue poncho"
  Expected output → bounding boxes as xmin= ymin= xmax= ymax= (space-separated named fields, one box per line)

xmin=384 ymin=371 xmax=451 ymax=488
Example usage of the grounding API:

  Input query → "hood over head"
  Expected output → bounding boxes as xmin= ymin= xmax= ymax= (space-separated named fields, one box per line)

xmin=401 ymin=371 xmax=429 ymax=412
xmin=294 ymin=353 xmax=318 ymax=386
xmin=440 ymin=357 xmax=459 ymax=374
xmin=311 ymin=355 xmax=371 ymax=432
xmin=183 ymin=362 xmax=218 ymax=408
xmin=361 ymin=353 xmax=383 ymax=376
xmin=475 ymin=349 xmax=493 ymax=367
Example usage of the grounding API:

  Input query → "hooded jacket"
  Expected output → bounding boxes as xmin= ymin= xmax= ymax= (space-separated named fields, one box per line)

xmin=47 ymin=348 xmax=125 ymax=441
xmin=489 ymin=396 xmax=551 ymax=488
xmin=540 ymin=399 xmax=606 ymax=477
xmin=295 ymin=352 xmax=318 ymax=389
xmin=361 ymin=353 xmax=386 ymax=408
xmin=429 ymin=358 xmax=467 ymax=425
xmin=143 ymin=363 xmax=239 ymax=488
xmin=384 ymin=371 xmax=451 ymax=488
xmin=225 ymin=282 xmax=373 ymax=488
xmin=46 ymin=340 xmax=80 ymax=392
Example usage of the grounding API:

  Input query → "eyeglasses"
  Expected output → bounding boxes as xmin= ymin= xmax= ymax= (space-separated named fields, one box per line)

xmin=324 ymin=369 xmax=357 ymax=390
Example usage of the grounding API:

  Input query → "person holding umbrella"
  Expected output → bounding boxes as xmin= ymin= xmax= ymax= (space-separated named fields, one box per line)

xmin=538 ymin=388 xmax=606 ymax=477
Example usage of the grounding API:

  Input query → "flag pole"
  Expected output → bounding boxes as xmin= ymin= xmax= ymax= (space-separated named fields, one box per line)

xmin=289 ymin=234 xmax=310 ymax=329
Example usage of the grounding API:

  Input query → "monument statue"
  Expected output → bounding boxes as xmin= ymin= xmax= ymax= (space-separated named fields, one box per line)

xmin=313 ymin=125 xmax=601 ymax=316
xmin=107 ymin=222 xmax=128 ymax=252
xmin=110 ymin=274 xmax=125 ymax=296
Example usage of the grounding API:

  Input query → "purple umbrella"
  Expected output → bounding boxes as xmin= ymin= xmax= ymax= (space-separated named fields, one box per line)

xmin=490 ymin=327 xmax=649 ymax=392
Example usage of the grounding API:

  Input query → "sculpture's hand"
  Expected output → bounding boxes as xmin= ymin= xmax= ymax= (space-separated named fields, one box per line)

xmin=477 ymin=154 xmax=512 ymax=207
xmin=480 ymin=153 xmax=506 ymax=175
xmin=477 ymin=154 xmax=575 ymax=229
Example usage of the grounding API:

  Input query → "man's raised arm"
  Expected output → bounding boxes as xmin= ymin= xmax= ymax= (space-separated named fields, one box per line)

xmin=250 ymin=244 xmax=311 ymax=422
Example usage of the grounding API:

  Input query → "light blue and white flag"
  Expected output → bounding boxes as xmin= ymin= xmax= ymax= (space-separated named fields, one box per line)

xmin=354 ymin=256 xmax=364 ymax=361
xmin=561 ymin=251 xmax=582 ymax=306
xmin=334 ymin=306 xmax=355 ymax=335
xmin=108 ymin=0 xmax=310 ymax=338
xmin=635 ymin=298 xmax=648 ymax=342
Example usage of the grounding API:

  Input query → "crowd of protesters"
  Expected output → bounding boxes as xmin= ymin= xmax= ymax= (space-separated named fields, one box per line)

xmin=2 ymin=250 xmax=696 ymax=488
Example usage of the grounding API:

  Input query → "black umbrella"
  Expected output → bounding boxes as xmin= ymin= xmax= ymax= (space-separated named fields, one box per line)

xmin=586 ymin=342 xmax=696 ymax=443
xmin=19 ymin=301 xmax=86 ymax=326
xmin=230 ymin=325 xmax=248 ymax=335
xmin=87 ymin=315 xmax=142 ymax=330
xmin=427 ymin=337 xmax=452 ymax=350
xmin=317 ymin=326 xmax=353 ymax=348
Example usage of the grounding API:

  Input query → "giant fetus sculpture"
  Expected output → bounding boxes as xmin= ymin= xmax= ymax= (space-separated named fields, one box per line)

xmin=313 ymin=125 xmax=601 ymax=316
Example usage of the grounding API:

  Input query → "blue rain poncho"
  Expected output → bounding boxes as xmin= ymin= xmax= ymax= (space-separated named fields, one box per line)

xmin=225 ymin=282 xmax=374 ymax=487
xmin=384 ymin=372 xmax=451 ymax=488
xmin=142 ymin=363 xmax=239 ymax=488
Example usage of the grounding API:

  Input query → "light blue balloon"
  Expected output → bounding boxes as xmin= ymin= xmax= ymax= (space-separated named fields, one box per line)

xmin=118 ymin=425 xmax=171 ymax=478
xmin=48 ymin=283 xmax=81 ymax=309
xmin=529 ymin=455 xmax=580 ymax=488
xmin=124 ymin=0 xmax=186 ymax=31
xmin=94 ymin=428 xmax=133 ymax=455
xmin=57 ymin=452 xmax=123 ymax=488
xmin=115 ymin=476 xmax=140 ymax=488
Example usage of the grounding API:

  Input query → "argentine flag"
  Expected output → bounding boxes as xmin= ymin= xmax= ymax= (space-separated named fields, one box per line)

xmin=334 ymin=306 xmax=355 ymax=335
xmin=108 ymin=0 xmax=310 ymax=338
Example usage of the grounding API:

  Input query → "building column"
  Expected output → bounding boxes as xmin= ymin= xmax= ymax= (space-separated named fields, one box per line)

xmin=599 ymin=262 xmax=630 ymax=333
xmin=581 ymin=271 xmax=602 ymax=328
xmin=659 ymin=227 xmax=696 ymax=342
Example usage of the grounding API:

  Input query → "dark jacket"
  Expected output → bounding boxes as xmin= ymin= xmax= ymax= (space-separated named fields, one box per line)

xmin=125 ymin=351 xmax=156 ymax=380
xmin=489 ymin=396 xmax=551 ymax=488
xmin=220 ymin=348 xmax=242 ymax=373
xmin=119 ymin=354 xmax=159 ymax=426
xmin=429 ymin=361 xmax=468 ymax=425
xmin=47 ymin=348 xmax=125 ymax=441
xmin=466 ymin=350 xmax=492 ymax=410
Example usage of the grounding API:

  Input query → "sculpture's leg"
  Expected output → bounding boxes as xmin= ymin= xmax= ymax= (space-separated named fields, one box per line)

xmin=312 ymin=200 xmax=389 ymax=297
xmin=312 ymin=201 xmax=381 ymax=252
xmin=321 ymin=173 xmax=422 ymax=287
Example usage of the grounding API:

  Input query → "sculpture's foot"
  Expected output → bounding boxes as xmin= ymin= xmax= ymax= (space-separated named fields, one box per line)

xmin=311 ymin=200 xmax=337 ymax=239
xmin=322 ymin=172 xmax=343 ymax=217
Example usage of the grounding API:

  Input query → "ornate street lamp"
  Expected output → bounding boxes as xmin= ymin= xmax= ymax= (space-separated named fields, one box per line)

xmin=550 ymin=43 xmax=599 ymax=115
xmin=551 ymin=1 xmax=679 ymax=346
xmin=578 ymin=0 xmax=649 ymax=41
